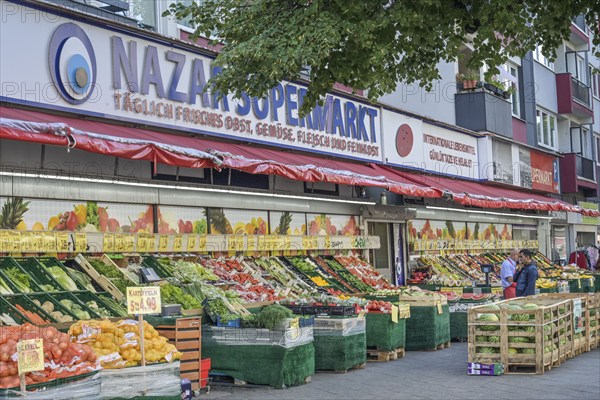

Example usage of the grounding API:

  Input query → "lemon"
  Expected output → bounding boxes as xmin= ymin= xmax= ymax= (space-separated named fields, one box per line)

xmin=16 ymin=220 xmax=27 ymax=230
xmin=32 ymin=222 xmax=44 ymax=231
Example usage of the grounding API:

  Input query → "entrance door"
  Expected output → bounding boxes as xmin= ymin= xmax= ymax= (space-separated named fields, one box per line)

xmin=367 ymin=222 xmax=393 ymax=281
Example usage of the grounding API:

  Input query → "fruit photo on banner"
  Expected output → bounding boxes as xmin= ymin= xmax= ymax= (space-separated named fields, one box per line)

xmin=467 ymin=222 xmax=512 ymax=240
xmin=270 ymin=211 xmax=306 ymax=235
xmin=156 ymin=206 xmax=207 ymax=234
xmin=208 ymin=208 xmax=268 ymax=235
xmin=306 ymin=214 xmax=359 ymax=236
xmin=407 ymin=219 xmax=468 ymax=241
xmin=0 ymin=197 xmax=152 ymax=233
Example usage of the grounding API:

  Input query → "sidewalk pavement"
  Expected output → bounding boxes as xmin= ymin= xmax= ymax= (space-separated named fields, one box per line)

xmin=201 ymin=343 xmax=600 ymax=400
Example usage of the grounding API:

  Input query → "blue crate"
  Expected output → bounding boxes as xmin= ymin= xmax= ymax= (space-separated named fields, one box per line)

xmin=299 ymin=315 xmax=315 ymax=327
xmin=215 ymin=316 xmax=241 ymax=327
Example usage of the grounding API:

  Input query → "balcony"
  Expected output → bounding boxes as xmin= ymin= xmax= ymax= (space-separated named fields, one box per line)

xmin=556 ymin=73 xmax=593 ymax=121
xmin=570 ymin=16 xmax=589 ymax=46
xmin=455 ymin=91 xmax=512 ymax=138
xmin=559 ymin=153 xmax=598 ymax=195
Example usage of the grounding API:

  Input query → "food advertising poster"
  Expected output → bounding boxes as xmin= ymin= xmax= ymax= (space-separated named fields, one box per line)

xmin=407 ymin=219 xmax=468 ymax=242
xmin=0 ymin=196 xmax=152 ymax=233
xmin=269 ymin=212 xmax=306 ymax=235
xmin=466 ymin=222 xmax=512 ymax=240
xmin=306 ymin=214 xmax=359 ymax=236
xmin=156 ymin=206 xmax=207 ymax=234
xmin=208 ymin=208 xmax=268 ymax=235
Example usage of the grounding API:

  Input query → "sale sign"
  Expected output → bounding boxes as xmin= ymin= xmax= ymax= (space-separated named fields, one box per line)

xmin=127 ymin=287 xmax=161 ymax=315
xmin=17 ymin=339 xmax=44 ymax=375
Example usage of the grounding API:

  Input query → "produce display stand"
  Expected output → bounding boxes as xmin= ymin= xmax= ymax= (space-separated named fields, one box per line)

xmin=364 ymin=311 xmax=407 ymax=361
xmin=99 ymin=361 xmax=182 ymax=399
xmin=0 ymin=371 xmax=101 ymax=399
xmin=73 ymin=254 xmax=127 ymax=301
xmin=312 ymin=316 xmax=366 ymax=372
xmin=201 ymin=325 xmax=315 ymax=388
xmin=468 ymin=298 xmax=574 ymax=374
xmin=399 ymin=294 xmax=451 ymax=351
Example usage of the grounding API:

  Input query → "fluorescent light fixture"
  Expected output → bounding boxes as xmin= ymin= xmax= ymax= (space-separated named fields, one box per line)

xmin=425 ymin=205 xmax=553 ymax=220
xmin=0 ymin=171 xmax=376 ymax=205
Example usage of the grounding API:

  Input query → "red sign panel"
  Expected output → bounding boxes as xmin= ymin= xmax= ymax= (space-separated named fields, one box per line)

xmin=530 ymin=150 xmax=559 ymax=193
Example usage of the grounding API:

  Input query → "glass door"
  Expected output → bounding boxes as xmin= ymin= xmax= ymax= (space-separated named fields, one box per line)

xmin=367 ymin=222 xmax=393 ymax=280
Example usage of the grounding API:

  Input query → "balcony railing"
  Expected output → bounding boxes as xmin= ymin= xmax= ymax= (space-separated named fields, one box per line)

xmin=576 ymin=155 xmax=595 ymax=180
xmin=572 ymin=15 xmax=587 ymax=33
xmin=571 ymin=77 xmax=590 ymax=106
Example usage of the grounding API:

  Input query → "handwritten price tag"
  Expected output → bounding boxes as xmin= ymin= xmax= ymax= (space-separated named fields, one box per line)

xmin=246 ymin=236 xmax=256 ymax=252
xmin=158 ymin=235 xmax=169 ymax=252
xmin=302 ymin=236 xmax=317 ymax=250
xmin=127 ymin=286 xmax=161 ymax=315
xmin=187 ymin=235 xmax=197 ymax=252
xmin=74 ymin=233 xmax=87 ymax=253
xmin=198 ymin=235 xmax=207 ymax=252
xmin=43 ymin=232 xmax=56 ymax=252
xmin=257 ymin=236 xmax=267 ymax=252
xmin=123 ymin=234 xmax=135 ymax=252
xmin=114 ymin=234 xmax=124 ymax=252
xmin=17 ymin=339 xmax=44 ymax=375
xmin=56 ymin=232 xmax=70 ymax=252
xmin=324 ymin=236 xmax=331 ymax=249
xmin=173 ymin=235 xmax=183 ymax=252
xmin=391 ymin=305 xmax=399 ymax=323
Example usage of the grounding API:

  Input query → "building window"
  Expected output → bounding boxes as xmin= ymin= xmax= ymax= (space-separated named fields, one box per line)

xmin=500 ymin=64 xmax=520 ymax=117
xmin=596 ymin=136 xmax=600 ymax=166
xmin=533 ymin=46 xmax=554 ymax=70
xmin=130 ymin=0 xmax=157 ymax=30
xmin=581 ymin=127 xmax=592 ymax=159
xmin=175 ymin=0 xmax=202 ymax=30
xmin=591 ymin=68 xmax=599 ymax=99
xmin=536 ymin=109 xmax=556 ymax=149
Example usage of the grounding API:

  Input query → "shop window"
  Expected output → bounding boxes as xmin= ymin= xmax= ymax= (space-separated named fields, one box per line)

xmin=533 ymin=46 xmax=554 ymax=70
xmin=512 ymin=225 xmax=538 ymax=241
xmin=536 ymin=108 xmax=557 ymax=149
xmin=151 ymin=163 xmax=207 ymax=184
xmin=304 ymin=181 xmax=339 ymax=196
xmin=551 ymin=226 xmax=567 ymax=263
xmin=368 ymin=222 xmax=392 ymax=279
xmin=211 ymin=168 xmax=269 ymax=190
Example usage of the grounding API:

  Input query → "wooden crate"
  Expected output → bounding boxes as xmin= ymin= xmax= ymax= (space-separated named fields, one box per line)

xmin=74 ymin=254 xmax=124 ymax=301
xmin=156 ymin=317 xmax=202 ymax=391
xmin=530 ymin=293 xmax=600 ymax=354
xmin=468 ymin=298 xmax=573 ymax=374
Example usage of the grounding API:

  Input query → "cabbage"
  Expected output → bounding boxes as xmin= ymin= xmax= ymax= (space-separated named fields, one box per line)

xmin=48 ymin=266 xmax=78 ymax=291
xmin=60 ymin=299 xmax=74 ymax=309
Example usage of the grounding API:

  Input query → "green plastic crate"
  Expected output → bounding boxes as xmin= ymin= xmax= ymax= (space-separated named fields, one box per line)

xmin=35 ymin=257 xmax=89 ymax=291
xmin=2 ymin=294 xmax=55 ymax=324
xmin=0 ymin=257 xmax=42 ymax=293
xmin=142 ymin=256 xmax=172 ymax=278
xmin=0 ymin=295 xmax=30 ymax=325
xmin=70 ymin=290 xmax=121 ymax=318
xmin=13 ymin=257 xmax=63 ymax=292
xmin=24 ymin=292 xmax=80 ymax=322
xmin=47 ymin=291 xmax=102 ymax=320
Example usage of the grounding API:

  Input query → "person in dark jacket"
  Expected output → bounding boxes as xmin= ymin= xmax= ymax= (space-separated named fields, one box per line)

xmin=514 ymin=249 xmax=538 ymax=297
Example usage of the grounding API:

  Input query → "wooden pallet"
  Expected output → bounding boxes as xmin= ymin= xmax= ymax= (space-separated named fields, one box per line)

xmin=366 ymin=347 xmax=405 ymax=362
xmin=209 ymin=373 xmax=311 ymax=386
xmin=434 ymin=341 xmax=451 ymax=350
xmin=505 ymin=363 xmax=553 ymax=375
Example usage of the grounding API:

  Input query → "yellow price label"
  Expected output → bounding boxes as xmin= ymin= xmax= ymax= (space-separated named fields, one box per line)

xmin=289 ymin=317 xmax=300 ymax=340
xmin=56 ymin=232 xmax=70 ymax=252
xmin=18 ymin=339 xmax=44 ymax=375
xmin=198 ymin=235 xmax=207 ymax=252
xmin=74 ymin=233 xmax=87 ymax=253
xmin=0 ymin=231 xmax=9 ymax=252
xmin=137 ymin=235 xmax=148 ymax=252
xmin=227 ymin=235 xmax=243 ymax=252
xmin=103 ymin=233 xmax=115 ymax=253
xmin=391 ymin=305 xmax=399 ymax=323
xmin=271 ymin=236 xmax=284 ymax=251
xmin=491 ymin=287 xmax=503 ymax=295
xmin=126 ymin=286 xmax=161 ymax=315
xmin=7 ymin=231 xmax=21 ymax=252
xmin=158 ymin=235 xmax=169 ymax=252
xmin=20 ymin=232 xmax=33 ymax=252
xmin=257 ymin=236 xmax=267 ymax=252
xmin=437 ymin=303 xmax=443 ymax=314
xmin=187 ymin=235 xmax=198 ymax=252
xmin=302 ymin=236 xmax=314 ymax=250
xmin=43 ymin=232 xmax=56 ymax=252
xmin=324 ymin=236 xmax=331 ymax=249
xmin=123 ymin=234 xmax=135 ymax=252
xmin=114 ymin=234 xmax=124 ymax=252
xmin=246 ymin=236 xmax=256 ymax=252
xmin=173 ymin=235 xmax=183 ymax=252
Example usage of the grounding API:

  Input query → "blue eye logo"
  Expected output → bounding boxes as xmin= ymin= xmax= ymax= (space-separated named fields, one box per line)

xmin=48 ymin=23 xmax=97 ymax=105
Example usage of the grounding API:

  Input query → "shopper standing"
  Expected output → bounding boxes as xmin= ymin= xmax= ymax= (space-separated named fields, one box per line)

xmin=514 ymin=249 xmax=538 ymax=297
xmin=501 ymin=249 xmax=518 ymax=299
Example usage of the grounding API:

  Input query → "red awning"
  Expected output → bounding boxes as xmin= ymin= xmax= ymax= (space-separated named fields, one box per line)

xmin=0 ymin=106 xmax=440 ymax=199
xmin=377 ymin=165 xmax=599 ymax=217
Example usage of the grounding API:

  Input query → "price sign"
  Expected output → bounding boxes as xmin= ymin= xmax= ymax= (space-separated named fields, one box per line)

xmin=173 ymin=235 xmax=183 ymax=252
xmin=324 ymin=236 xmax=331 ymax=250
xmin=43 ymin=232 xmax=56 ymax=252
xmin=246 ymin=235 xmax=256 ymax=252
xmin=137 ymin=235 xmax=148 ymax=253
xmin=123 ymin=234 xmax=135 ymax=252
xmin=74 ymin=233 xmax=87 ymax=253
xmin=0 ymin=231 xmax=9 ymax=252
xmin=272 ymin=236 xmax=284 ymax=251
xmin=198 ymin=235 xmax=207 ymax=252
xmin=20 ymin=232 xmax=33 ymax=252
xmin=302 ymin=236 xmax=317 ymax=250
xmin=17 ymin=338 xmax=44 ymax=375
xmin=437 ymin=302 xmax=443 ymax=314
xmin=114 ymin=234 xmax=124 ymax=252
xmin=289 ymin=317 xmax=300 ymax=340
xmin=282 ymin=237 xmax=291 ymax=255
xmin=126 ymin=286 xmax=161 ymax=315
xmin=391 ymin=305 xmax=399 ymax=323
xmin=441 ymin=287 xmax=463 ymax=295
xmin=257 ymin=236 xmax=267 ymax=252
xmin=187 ymin=235 xmax=198 ymax=252
xmin=56 ymin=232 xmax=70 ymax=252
xmin=158 ymin=235 xmax=169 ymax=252
xmin=491 ymin=287 xmax=503 ymax=295
xmin=7 ymin=231 xmax=20 ymax=252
